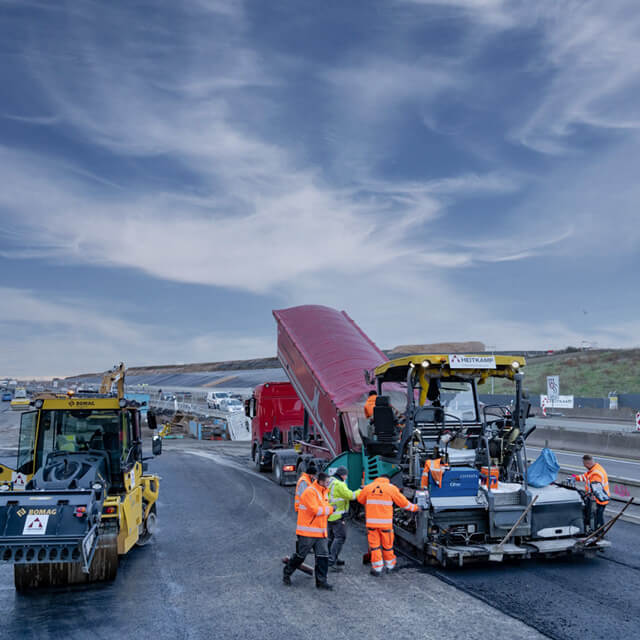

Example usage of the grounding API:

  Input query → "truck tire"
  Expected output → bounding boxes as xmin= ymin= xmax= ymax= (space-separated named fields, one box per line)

xmin=273 ymin=456 xmax=284 ymax=486
xmin=254 ymin=445 xmax=265 ymax=472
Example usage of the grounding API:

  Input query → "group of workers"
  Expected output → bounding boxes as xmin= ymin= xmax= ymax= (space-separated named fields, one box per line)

xmin=283 ymin=463 xmax=419 ymax=589
xmin=283 ymin=390 xmax=610 ymax=589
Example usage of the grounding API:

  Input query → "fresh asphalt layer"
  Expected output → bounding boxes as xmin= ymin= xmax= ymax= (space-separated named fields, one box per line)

xmin=1 ymin=415 xmax=638 ymax=640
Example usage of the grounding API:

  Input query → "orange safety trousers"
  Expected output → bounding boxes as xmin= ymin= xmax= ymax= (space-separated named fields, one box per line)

xmin=367 ymin=528 xmax=396 ymax=572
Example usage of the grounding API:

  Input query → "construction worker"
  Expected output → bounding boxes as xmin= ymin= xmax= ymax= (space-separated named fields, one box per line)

xmin=364 ymin=390 xmax=377 ymax=419
xmin=283 ymin=472 xmax=334 ymax=590
xmin=294 ymin=462 xmax=317 ymax=512
xmin=357 ymin=475 xmax=418 ymax=576
xmin=420 ymin=457 xmax=447 ymax=489
xmin=327 ymin=466 xmax=360 ymax=569
xmin=573 ymin=455 xmax=609 ymax=529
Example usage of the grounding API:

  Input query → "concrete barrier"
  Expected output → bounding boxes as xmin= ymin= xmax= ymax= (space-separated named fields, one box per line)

xmin=528 ymin=425 xmax=640 ymax=460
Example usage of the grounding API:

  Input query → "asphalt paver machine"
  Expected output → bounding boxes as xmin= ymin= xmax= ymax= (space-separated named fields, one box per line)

xmin=356 ymin=354 xmax=610 ymax=566
xmin=0 ymin=364 xmax=162 ymax=590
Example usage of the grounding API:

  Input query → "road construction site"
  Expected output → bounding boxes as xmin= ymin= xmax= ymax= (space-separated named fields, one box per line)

xmin=1 ymin=305 xmax=639 ymax=640
xmin=1 ymin=400 xmax=639 ymax=640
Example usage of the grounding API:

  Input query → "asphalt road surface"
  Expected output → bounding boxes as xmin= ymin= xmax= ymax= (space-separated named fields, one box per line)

xmin=0 ymin=441 xmax=544 ymax=640
xmin=1 ymin=421 xmax=638 ymax=640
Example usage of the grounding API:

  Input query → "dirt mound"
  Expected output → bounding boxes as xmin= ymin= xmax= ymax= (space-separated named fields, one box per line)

xmin=388 ymin=341 xmax=486 ymax=356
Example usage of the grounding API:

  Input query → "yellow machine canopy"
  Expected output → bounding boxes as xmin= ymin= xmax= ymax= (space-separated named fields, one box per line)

xmin=373 ymin=354 xmax=526 ymax=407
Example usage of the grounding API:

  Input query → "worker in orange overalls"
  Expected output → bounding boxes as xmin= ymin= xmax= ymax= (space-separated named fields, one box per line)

xmin=420 ymin=457 xmax=448 ymax=489
xmin=364 ymin=390 xmax=377 ymax=419
xmin=357 ymin=475 xmax=418 ymax=576
xmin=283 ymin=471 xmax=334 ymax=590
xmin=573 ymin=454 xmax=609 ymax=530
xmin=294 ymin=462 xmax=317 ymax=512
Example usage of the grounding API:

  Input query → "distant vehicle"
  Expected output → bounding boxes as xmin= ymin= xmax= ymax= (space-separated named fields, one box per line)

xmin=10 ymin=388 xmax=30 ymax=411
xmin=220 ymin=398 xmax=244 ymax=413
xmin=2 ymin=392 xmax=12 ymax=402
xmin=207 ymin=391 xmax=231 ymax=409
xmin=161 ymin=393 xmax=176 ymax=401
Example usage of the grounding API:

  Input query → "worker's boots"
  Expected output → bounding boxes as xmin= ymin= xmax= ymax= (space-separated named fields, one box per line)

xmin=283 ymin=554 xmax=304 ymax=585
xmin=315 ymin=556 xmax=333 ymax=590
xmin=316 ymin=581 xmax=334 ymax=590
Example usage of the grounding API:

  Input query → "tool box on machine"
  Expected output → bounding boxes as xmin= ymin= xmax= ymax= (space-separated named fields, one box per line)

xmin=429 ymin=466 xmax=480 ymax=497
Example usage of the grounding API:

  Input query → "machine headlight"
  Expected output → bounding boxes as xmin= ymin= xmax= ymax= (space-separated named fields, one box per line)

xmin=511 ymin=361 xmax=520 ymax=370
xmin=118 ymin=398 xmax=127 ymax=408
xmin=34 ymin=399 xmax=44 ymax=409
xmin=467 ymin=524 xmax=476 ymax=533
xmin=422 ymin=360 xmax=431 ymax=369
xmin=92 ymin=482 xmax=103 ymax=491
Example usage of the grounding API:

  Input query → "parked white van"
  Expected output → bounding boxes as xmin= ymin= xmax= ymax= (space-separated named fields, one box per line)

xmin=206 ymin=390 xmax=231 ymax=409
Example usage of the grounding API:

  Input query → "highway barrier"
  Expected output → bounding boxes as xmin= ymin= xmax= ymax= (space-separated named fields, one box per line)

xmin=528 ymin=425 xmax=640 ymax=460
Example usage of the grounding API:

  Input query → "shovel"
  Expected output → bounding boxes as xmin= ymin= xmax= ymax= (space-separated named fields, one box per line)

xmin=489 ymin=495 xmax=538 ymax=562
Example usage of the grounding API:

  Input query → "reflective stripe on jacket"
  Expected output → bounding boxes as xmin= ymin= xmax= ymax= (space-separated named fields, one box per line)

xmin=328 ymin=477 xmax=361 ymax=522
xmin=296 ymin=481 xmax=333 ymax=537
xmin=294 ymin=472 xmax=312 ymax=512
xmin=420 ymin=458 xmax=447 ymax=489
xmin=577 ymin=463 xmax=610 ymax=505
xmin=357 ymin=477 xmax=418 ymax=529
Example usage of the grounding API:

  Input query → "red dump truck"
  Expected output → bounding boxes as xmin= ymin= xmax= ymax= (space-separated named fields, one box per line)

xmin=247 ymin=305 xmax=390 ymax=484
xmin=247 ymin=382 xmax=305 ymax=483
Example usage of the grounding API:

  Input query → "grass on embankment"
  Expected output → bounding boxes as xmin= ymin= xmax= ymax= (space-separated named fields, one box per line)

xmin=484 ymin=349 xmax=640 ymax=397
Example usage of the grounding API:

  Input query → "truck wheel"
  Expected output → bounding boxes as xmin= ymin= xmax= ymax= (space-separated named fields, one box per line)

xmin=273 ymin=457 xmax=284 ymax=486
xmin=254 ymin=446 xmax=264 ymax=472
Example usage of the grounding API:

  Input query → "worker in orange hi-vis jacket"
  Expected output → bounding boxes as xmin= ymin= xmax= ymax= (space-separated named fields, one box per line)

xmin=364 ymin=390 xmax=377 ymax=419
xmin=294 ymin=462 xmax=317 ymax=512
xmin=283 ymin=472 xmax=334 ymax=590
xmin=420 ymin=457 xmax=448 ymax=489
xmin=573 ymin=454 xmax=609 ymax=530
xmin=357 ymin=475 xmax=418 ymax=576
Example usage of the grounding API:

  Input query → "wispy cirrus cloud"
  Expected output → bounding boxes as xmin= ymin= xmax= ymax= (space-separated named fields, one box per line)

xmin=1 ymin=0 xmax=639 ymax=377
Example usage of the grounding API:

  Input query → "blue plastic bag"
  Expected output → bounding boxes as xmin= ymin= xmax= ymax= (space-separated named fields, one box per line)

xmin=527 ymin=447 xmax=560 ymax=488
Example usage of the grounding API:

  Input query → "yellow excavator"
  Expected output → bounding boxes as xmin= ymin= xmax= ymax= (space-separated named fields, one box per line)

xmin=0 ymin=364 xmax=162 ymax=590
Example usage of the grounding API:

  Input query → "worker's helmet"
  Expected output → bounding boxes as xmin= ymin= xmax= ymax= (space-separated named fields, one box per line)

xmin=306 ymin=462 xmax=318 ymax=476
xmin=335 ymin=466 xmax=348 ymax=479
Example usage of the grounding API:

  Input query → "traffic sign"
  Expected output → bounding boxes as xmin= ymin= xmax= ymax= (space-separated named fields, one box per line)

xmin=636 ymin=411 xmax=640 ymax=432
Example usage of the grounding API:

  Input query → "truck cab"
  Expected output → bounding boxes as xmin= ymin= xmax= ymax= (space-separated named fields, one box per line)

xmin=246 ymin=382 xmax=305 ymax=482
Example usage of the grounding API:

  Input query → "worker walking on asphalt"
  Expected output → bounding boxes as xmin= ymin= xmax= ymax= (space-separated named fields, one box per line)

xmin=573 ymin=455 xmax=609 ymax=529
xmin=357 ymin=475 xmax=418 ymax=576
xmin=364 ymin=390 xmax=377 ymax=419
xmin=327 ymin=466 xmax=360 ymax=569
xmin=283 ymin=471 xmax=334 ymax=590
xmin=294 ymin=462 xmax=317 ymax=512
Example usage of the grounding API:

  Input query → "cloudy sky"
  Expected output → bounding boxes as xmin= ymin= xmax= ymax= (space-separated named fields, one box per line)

xmin=1 ymin=0 xmax=639 ymax=376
